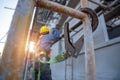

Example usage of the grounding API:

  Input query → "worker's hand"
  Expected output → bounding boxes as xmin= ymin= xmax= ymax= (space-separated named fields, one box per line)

xmin=40 ymin=56 xmax=47 ymax=61
xmin=50 ymin=28 xmax=57 ymax=34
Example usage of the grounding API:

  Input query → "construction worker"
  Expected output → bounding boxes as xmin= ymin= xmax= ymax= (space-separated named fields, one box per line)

xmin=34 ymin=25 xmax=60 ymax=80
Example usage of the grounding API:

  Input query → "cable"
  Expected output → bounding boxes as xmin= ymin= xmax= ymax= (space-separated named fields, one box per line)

xmin=0 ymin=42 xmax=5 ymax=43
xmin=0 ymin=32 xmax=8 ymax=42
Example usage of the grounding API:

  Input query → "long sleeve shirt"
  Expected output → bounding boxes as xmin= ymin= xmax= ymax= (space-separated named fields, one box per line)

xmin=37 ymin=28 xmax=60 ymax=52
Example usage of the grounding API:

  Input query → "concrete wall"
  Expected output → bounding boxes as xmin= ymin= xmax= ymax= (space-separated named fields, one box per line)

xmin=95 ymin=37 xmax=120 ymax=80
xmin=50 ymin=9 xmax=120 ymax=80
xmin=51 ymin=34 xmax=120 ymax=80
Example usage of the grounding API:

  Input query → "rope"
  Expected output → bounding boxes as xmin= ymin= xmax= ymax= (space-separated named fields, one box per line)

xmin=31 ymin=52 xmax=69 ymax=80
xmin=0 ymin=32 xmax=8 ymax=42
xmin=39 ymin=52 xmax=68 ymax=64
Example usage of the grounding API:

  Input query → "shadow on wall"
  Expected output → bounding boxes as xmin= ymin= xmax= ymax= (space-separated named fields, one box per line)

xmin=108 ymin=26 xmax=120 ymax=39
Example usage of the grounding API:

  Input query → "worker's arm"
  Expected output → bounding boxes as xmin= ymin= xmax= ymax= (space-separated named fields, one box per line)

xmin=51 ymin=28 xmax=60 ymax=41
xmin=37 ymin=28 xmax=60 ymax=52
xmin=35 ymin=35 xmax=44 ymax=51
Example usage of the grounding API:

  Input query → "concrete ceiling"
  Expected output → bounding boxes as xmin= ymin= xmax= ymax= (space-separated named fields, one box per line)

xmin=57 ymin=0 xmax=80 ymax=27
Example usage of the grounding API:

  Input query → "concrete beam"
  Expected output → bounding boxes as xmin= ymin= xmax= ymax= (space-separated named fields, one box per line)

xmin=0 ymin=0 xmax=35 ymax=80
xmin=104 ymin=5 xmax=120 ymax=22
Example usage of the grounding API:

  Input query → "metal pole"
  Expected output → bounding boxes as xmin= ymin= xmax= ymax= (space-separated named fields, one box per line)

xmin=88 ymin=0 xmax=107 ymax=9
xmin=81 ymin=0 xmax=96 ymax=80
xmin=35 ymin=0 xmax=86 ymax=20
xmin=24 ymin=7 xmax=37 ymax=80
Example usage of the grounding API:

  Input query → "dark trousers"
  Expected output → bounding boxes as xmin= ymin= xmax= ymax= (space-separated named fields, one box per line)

xmin=40 ymin=64 xmax=52 ymax=80
xmin=35 ymin=62 xmax=52 ymax=80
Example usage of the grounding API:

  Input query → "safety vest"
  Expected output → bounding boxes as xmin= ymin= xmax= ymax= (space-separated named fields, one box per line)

xmin=35 ymin=35 xmax=51 ymax=59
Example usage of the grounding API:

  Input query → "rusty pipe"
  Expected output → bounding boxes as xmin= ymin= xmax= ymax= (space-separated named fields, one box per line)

xmin=81 ymin=0 xmax=96 ymax=80
xmin=35 ymin=0 xmax=86 ymax=20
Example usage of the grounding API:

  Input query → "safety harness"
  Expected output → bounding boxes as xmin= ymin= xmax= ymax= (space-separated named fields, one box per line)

xmin=32 ymin=7 xmax=99 ymax=80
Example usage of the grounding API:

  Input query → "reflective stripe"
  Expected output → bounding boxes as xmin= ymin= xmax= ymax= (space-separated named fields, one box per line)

xmin=39 ymin=51 xmax=46 ymax=55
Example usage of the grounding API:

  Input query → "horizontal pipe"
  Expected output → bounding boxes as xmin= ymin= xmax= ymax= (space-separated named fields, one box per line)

xmin=88 ymin=0 xmax=107 ymax=9
xmin=104 ymin=5 xmax=120 ymax=22
xmin=35 ymin=0 xmax=86 ymax=20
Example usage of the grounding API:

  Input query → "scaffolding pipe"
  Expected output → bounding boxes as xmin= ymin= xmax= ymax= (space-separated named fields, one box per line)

xmin=81 ymin=0 xmax=96 ymax=80
xmin=88 ymin=0 xmax=107 ymax=9
xmin=35 ymin=0 xmax=86 ymax=20
xmin=35 ymin=0 xmax=96 ymax=80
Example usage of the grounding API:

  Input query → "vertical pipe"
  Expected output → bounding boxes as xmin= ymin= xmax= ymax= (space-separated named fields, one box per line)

xmin=24 ymin=7 xmax=37 ymax=80
xmin=65 ymin=60 xmax=67 ymax=80
xmin=80 ymin=0 xmax=96 ymax=80
xmin=71 ymin=55 xmax=74 ymax=80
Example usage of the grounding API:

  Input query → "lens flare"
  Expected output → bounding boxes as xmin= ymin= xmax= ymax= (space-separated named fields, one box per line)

xmin=29 ymin=41 xmax=35 ymax=52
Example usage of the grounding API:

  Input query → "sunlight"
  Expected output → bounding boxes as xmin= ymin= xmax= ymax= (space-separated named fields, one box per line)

xmin=29 ymin=41 xmax=35 ymax=53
